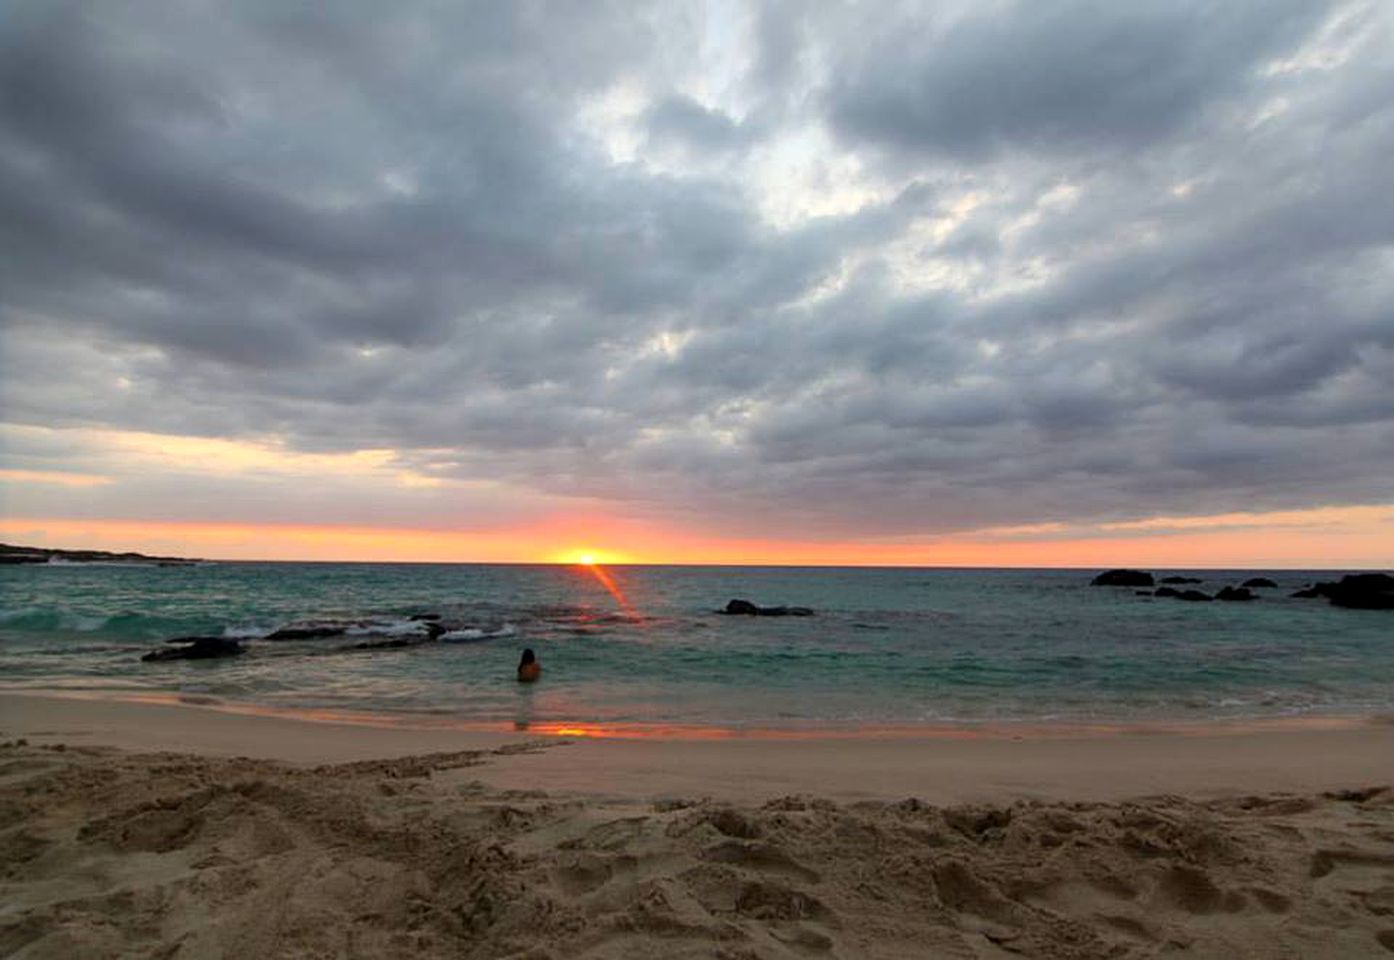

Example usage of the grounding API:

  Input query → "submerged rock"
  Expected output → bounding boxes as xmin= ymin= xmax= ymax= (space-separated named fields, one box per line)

xmin=1090 ymin=569 xmax=1155 ymax=587
xmin=719 ymin=599 xmax=814 ymax=617
xmin=142 ymin=637 xmax=243 ymax=662
xmin=1160 ymin=576 xmax=1203 ymax=584
xmin=1176 ymin=590 xmax=1213 ymax=602
xmin=1154 ymin=586 xmax=1181 ymax=598
xmin=347 ymin=637 xmax=423 ymax=651
xmin=1216 ymin=586 xmax=1257 ymax=602
xmin=1241 ymin=577 xmax=1278 ymax=589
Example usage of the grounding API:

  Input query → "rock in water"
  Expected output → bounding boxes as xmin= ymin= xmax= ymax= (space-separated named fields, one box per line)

xmin=1241 ymin=577 xmax=1278 ymax=589
xmin=1177 ymin=590 xmax=1213 ymax=602
xmin=142 ymin=637 xmax=243 ymax=662
xmin=1090 ymin=569 xmax=1155 ymax=587
xmin=1154 ymin=586 xmax=1181 ymax=598
xmin=1160 ymin=576 xmax=1203 ymax=584
xmin=764 ymin=606 xmax=814 ymax=617
xmin=1323 ymin=573 xmax=1394 ymax=610
xmin=1216 ymin=586 xmax=1257 ymax=602
xmin=720 ymin=599 xmax=814 ymax=616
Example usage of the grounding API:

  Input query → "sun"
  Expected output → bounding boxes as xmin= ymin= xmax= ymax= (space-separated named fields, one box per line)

xmin=552 ymin=547 xmax=630 ymax=566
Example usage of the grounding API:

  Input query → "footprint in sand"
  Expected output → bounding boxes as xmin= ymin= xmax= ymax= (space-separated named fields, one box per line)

xmin=553 ymin=850 xmax=639 ymax=896
xmin=734 ymin=879 xmax=834 ymax=923
xmin=563 ymin=815 xmax=651 ymax=852
xmin=700 ymin=839 xmax=821 ymax=884
xmin=1152 ymin=864 xmax=1246 ymax=915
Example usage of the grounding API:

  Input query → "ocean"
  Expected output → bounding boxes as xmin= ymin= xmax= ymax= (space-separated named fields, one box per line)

xmin=1 ymin=562 xmax=1390 ymax=731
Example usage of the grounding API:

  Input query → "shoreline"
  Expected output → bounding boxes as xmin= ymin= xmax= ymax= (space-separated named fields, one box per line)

xmin=1 ymin=685 xmax=1387 ymax=742
xmin=5 ymin=691 xmax=1391 ymax=805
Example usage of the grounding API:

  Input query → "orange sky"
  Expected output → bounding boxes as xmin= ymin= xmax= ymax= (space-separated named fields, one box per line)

xmin=2 ymin=428 xmax=1391 ymax=568
xmin=3 ymin=504 xmax=1391 ymax=567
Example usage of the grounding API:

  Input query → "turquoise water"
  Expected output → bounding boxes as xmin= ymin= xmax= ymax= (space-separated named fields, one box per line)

xmin=1 ymin=563 xmax=1391 ymax=729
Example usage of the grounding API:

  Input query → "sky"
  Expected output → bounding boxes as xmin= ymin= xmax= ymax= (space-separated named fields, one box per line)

xmin=0 ymin=0 xmax=1391 ymax=566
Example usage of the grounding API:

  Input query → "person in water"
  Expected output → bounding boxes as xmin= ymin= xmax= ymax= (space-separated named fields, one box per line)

xmin=517 ymin=648 xmax=541 ymax=683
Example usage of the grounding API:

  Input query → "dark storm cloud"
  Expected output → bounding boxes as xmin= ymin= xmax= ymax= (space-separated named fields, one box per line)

xmin=646 ymin=95 xmax=752 ymax=152
xmin=2 ymin=0 xmax=1392 ymax=538
xmin=826 ymin=0 xmax=1328 ymax=159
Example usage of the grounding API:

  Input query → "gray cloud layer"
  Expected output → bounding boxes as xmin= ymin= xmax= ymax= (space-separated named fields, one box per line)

xmin=1 ymin=0 xmax=1391 ymax=539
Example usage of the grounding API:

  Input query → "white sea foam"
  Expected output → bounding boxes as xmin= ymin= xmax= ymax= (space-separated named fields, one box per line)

xmin=222 ymin=624 xmax=271 ymax=639
xmin=440 ymin=628 xmax=484 ymax=642
xmin=346 ymin=620 xmax=429 ymax=638
xmin=440 ymin=624 xmax=516 ymax=642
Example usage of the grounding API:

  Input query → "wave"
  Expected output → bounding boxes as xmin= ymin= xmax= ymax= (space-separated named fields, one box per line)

xmin=440 ymin=624 xmax=516 ymax=643
xmin=0 ymin=609 xmax=112 ymax=633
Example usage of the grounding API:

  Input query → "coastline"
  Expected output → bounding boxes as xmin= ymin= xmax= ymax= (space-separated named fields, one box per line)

xmin=4 ymin=691 xmax=1391 ymax=804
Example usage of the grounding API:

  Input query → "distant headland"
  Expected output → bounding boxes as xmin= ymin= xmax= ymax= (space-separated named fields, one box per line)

xmin=0 ymin=543 xmax=202 ymax=566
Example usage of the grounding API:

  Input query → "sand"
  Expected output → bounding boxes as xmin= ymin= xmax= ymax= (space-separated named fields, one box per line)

xmin=3 ymin=695 xmax=1394 ymax=958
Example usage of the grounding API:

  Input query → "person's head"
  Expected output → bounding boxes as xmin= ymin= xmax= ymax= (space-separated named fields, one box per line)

xmin=519 ymin=648 xmax=536 ymax=666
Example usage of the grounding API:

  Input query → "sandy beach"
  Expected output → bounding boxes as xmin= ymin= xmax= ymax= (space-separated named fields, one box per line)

xmin=3 ymin=695 xmax=1393 ymax=958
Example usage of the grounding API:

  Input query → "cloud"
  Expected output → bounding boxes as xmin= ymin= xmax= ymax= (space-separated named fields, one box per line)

xmin=645 ymin=95 xmax=752 ymax=152
xmin=825 ymin=0 xmax=1329 ymax=160
xmin=1 ymin=0 xmax=1392 ymax=547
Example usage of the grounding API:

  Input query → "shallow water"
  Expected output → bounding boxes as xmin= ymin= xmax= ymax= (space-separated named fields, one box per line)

xmin=1 ymin=563 xmax=1390 ymax=730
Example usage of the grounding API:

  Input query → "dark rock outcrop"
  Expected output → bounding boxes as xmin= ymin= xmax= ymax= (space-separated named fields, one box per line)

xmin=1216 ymin=586 xmax=1257 ymax=602
xmin=1160 ymin=576 xmax=1203 ymax=584
xmin=1 ymin=542 xmax=200 ymax=565
xmin=1154 ymin=586 xmax=1212 ymax=601
xmin=720 ymin=599 xmax=814 ymax=617
xmin=409 ymin=613 xmax=441 ymax=621
xmin=1090 ymin=569 xmax=1155 ymax=587
xmin=1323 ymin=573 xmax=1394 ymax=610
xmin=266 ymin=625 xmax=348 ymax=640
xmin=1241 ymin=577 xmax=1278 ymax=589
xmin=0 ymin=553 xmax=49 ymax=565
xmin=1289 ymin=574 xmax=1394 ymax=608
xmin=142 ymin=637 xmax=243 ymax=662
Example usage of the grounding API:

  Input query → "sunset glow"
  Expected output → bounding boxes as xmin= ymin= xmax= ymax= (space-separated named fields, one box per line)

xmin=577 ymin=560 xmax=638 ymax=617
xmin=2 ymin=505 xmax=1391 ymax=567
xmin=1 ymin=2 xmax=1391 ymax=572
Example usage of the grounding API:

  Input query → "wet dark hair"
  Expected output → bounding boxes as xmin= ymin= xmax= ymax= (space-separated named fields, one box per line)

xmin=519 ymin=648 xmax=536 ymax=666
